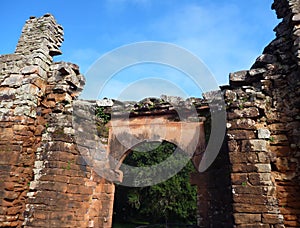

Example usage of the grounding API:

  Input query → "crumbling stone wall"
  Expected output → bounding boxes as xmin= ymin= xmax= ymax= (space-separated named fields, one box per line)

xmin=224 ymin=0 xmax=300 ymax=227
xmin=0 ymin=0 xmax=300 ymax=227
xmin=0 ymin=14 xmax=115 ymax=228
xmin=0 ymin=14 xmax=64 ymax=227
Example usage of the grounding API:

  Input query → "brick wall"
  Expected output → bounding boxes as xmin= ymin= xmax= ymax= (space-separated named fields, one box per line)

xmin=224 ymin=0 xmax=300 ymax=226
xmin=0 ymin=0 xmax=300 ymax=227
xmin=0 ymin=14 xmax=115 ymax=228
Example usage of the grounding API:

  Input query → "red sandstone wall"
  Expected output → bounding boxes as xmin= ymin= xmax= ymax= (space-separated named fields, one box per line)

xmin=225 ymin=0 xmax=300 ymax=227
xmin=1 ymin=1 xmax=300 ymax=227
xmin=0 ymin=14 xmax=115 ymax=228
xmin=0 ymin=13 xmax=62 ymax=227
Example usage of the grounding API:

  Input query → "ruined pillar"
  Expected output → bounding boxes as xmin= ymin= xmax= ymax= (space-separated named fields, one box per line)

xmin=0 ymin=14 xmax=63 ymax=227
xmin=225 ymin=0 xmax=300 ymax=227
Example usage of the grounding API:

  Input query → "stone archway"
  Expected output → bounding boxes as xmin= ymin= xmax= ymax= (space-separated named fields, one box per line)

xmin=71 ymin=98 xmax=208 ymax=227
xmin=106 ymin=114 xmax=206 ymax=226
xmin=107 ymin=115 xmax=206 ymax=174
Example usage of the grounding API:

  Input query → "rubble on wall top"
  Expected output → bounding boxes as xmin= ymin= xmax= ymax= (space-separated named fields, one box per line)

xmin=15 ymin=13 xmax=64 ymax=58
xmin=77 ymin=95 xmax=210 ymax=118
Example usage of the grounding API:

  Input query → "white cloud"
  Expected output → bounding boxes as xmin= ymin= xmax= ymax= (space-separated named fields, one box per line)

xmin=146 ymin=2 xmax=277 ymax=85
xmin=79 ymin=0 xmax=279 ymax=100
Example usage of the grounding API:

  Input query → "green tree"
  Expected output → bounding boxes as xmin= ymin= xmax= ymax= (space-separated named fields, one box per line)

xmin=113 ymin=141 xmax=197 ymax=226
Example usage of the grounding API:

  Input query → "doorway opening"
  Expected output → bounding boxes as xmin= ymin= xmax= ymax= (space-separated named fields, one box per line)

xmin=112 ymin=141 xmax=198 ymax=228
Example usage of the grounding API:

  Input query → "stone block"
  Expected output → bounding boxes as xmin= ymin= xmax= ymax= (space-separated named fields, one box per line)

xmin=235 ymin=224 xmax=269 ymax=228
xmin=228 ymin=140 xmax=240 ymax=152
xmin=230 ymin=118 xmax=256 ymax=130
xmin=249 ymin=68 xmax=267 ymax=76
xmin=270 ymin=134 xmax=288 ymax=144
xmin=41 ymin=100 xmax=56 ymax=108
xmin=257 ymin=152 xmax=271 ymax=163
xmin=256 ymin=54 xmax=277 ymax=64
xmin=32 ymin=76 xmax=46 ymax=92
xmin=48 ymin=92 xmax=72 ymax=103
xmin=246 ymin=153 xmax=259 ymax=163
xmin=3 ymin=182 xmax=14 ymax=191
xmin=255 ymin=164 xmax=271 ymax=173
xmin=230 ymin=70 xmax=248 ymax=82
xmin=7 ymin=206 xmax=22 ymax=215
xmin=234 ymin=213 xmax=261 ymax=224
xmin=0 ymin=128 xmax=14 ymax=141
xmin=284 ymin=220 xmax=300 ymax=227
xmin=268 ymin=123 xmax=287 ymax=132
xmin=262 ymin=213 xmax=283 ymax=224
xmin=232 ymin=164 xmax=257 ymax=173
xmin=4 ymin=191 xmax=20 ymax=201
xmin=227 ymin=130 xmax=256 ymax=140
xmin=0 ymin=151 xmax=19 ymax=165
xmin=249 ymin=173 xmax=272 ymax=185
xmin=233 ymin=194 xmax=267 ymax=205
xmin=232 ymin=185 xmax=265 ymax=195
xmin=228 ymin=107 xmax=260 ymax=119
xmin=20 ymin=66 xmax=40 ymax=75
xmin=257 ymin=129 xmax=271 ymax=139
xmin=234 ymin=203 xmax=279 ymax=214
xmin=231 ymin=173 xmax=247 ymax=184
xmin=242 ymin=140 xmax=268 ymax=152
xmin=292 ymin=13 xmax=300 ymax=22
xmin=1 ymin=74 xmax=24 ymax=87
xmin=67 ymin=184 xmax=93 ymax=195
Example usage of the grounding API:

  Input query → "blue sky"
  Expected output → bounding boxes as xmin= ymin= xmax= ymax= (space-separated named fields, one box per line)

xmin=1 ymin=0 xmax=278 ymax=100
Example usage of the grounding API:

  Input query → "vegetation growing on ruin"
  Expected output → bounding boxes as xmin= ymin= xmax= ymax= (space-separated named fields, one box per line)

xmin=113 ymin=141 xmax=197 ymax=226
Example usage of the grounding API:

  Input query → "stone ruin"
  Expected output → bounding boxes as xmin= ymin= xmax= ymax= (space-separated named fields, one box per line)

xmin=0 ymin=0 xmax=299 ymax=227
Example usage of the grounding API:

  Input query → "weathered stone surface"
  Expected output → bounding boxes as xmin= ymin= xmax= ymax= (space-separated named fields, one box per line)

xmin=228 ymin=107 xmax=260 ymax=119
xmin=1 ymin=1 xmax=300 ymax=227
xmin=257 ymin=129 xmax=271 ymax=139
xmin=249 ymin=68 xmax=267 ymax=76
xmin=234 ymin=213 xmax=262 ymax=224
xmin=230 ymin=70 xmax=248 ymax=82
xmin=256 ymin=54 xmax=277 ymax=64
xmin=262 ymin=213 xmax=284 ymax=224
xmin=292 ymin=13 xmax=300 ymax=22
xmin=20 ymin=66 xmax=40 ymax=75
xmin=227 ymin=130 xmax=256 ymax=140
xmin=254 ymin=164 xmax=272 ymax=173
xmin=241 ymin=140 xmax=268 ymax=152
xmin=225 ymin=1 xmax=300 ymax=227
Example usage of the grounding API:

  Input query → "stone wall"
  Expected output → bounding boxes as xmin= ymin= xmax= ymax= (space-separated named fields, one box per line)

xmin=0 ymin=14 xmax=115 ymax=228
xmin=191 ymin=140 xmax=234 ymax=227
xmin=224 ymin=0 xmax=300 ymax=227
xmin=0 ymin=14 xmax=63 ymax=227
xmin=0 ymin=0 xmax=300 ymax=227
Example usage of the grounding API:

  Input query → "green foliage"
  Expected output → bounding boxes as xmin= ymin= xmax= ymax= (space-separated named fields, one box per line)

xmin=127 ymin=190 xmax=140 ymax=209
xmin=95 ymin=106 xmax=110 ymax=124
xmin=67 ymin=160 xmax=71 ymax=170
xmin=269 ymin=136 xmax=275 ymax=142
xmin=113 ymin=141 xmax=197 ymax=225
xmin=95 ymin=107 xmax=110 ymax=139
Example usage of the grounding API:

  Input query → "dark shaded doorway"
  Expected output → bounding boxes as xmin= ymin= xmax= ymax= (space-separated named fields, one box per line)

xmin=112 ymin=141 xmax=198 ymax=227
